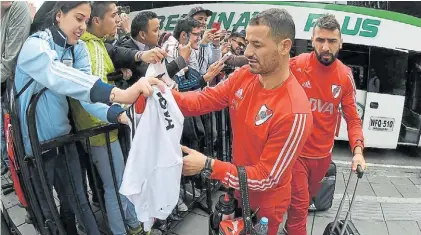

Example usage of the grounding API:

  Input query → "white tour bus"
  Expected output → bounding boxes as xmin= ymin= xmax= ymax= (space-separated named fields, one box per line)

xmin=128 ymin=2 xmax=421 ymax=149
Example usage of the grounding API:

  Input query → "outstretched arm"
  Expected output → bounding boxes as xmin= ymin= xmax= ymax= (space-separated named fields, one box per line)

xmin=134 ymin=61 xmax=235 ymax=116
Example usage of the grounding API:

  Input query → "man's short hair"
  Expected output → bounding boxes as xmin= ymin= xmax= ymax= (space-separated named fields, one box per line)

xmin=173 ymin=17 xmax=201 ymax=41
xmin=229 ymin=32 xmax=244 ymax=39
xmin=313 ymin=14 xmax=341 ymax=33
xmin=249 ymin=8 xmax=295 ymax=42
xmin=88 ymin=1 xmax=116 ymax=27
xmin=131 ymin=11 xmax=158 ymax=38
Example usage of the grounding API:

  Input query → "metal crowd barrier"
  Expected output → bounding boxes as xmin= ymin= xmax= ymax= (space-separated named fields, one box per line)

xmin=6 ymin=81 xmax=45 ymax=234
xmin=25 ymin=88 xmax=133 ymax=235
xmin=8 ymin=83 xmax=234 ymax=234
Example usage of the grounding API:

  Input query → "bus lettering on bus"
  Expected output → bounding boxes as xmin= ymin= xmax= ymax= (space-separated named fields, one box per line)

xmin=304 ymin=13 xmax=381 ymax=38
xmin=158 ymin=11 xmax=260 ymax=31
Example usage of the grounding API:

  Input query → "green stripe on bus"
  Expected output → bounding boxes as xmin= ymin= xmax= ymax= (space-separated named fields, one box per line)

xmin=233 ymin=1 xmax=421 ymax=27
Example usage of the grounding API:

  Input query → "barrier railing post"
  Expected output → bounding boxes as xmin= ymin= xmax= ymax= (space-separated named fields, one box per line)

xmin=7 ymin=82 xmax=45 ymax=233
xmin=26 ymin=88 xmax=65 ymax=235
xmin=104 ymin=132 xmax=129 ymax=234
xmin=85 ymin=138 xmax=110 ymax=235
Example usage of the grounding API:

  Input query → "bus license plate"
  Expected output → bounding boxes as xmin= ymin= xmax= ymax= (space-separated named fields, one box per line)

xmin=369 ymin=116 xmax=395 ymax=132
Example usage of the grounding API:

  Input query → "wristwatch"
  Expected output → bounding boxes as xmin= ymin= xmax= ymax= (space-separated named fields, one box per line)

xmin=201 ymin=157 xmax=213 ymax=179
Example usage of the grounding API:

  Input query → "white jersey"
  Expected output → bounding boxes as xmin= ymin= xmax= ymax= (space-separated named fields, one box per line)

xmin=120 ymin=86 xmax=184 ymax=231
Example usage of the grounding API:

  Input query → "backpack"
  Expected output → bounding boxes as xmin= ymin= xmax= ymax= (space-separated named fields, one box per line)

xmin=2 ymin=73 xmax=37 ymax=210
xmin=2 ymin=90 xmax=28 ymax=207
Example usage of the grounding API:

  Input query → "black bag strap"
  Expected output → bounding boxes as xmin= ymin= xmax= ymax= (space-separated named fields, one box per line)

xmin=66 ymin=46 xmax=78 ymax=133
xmin=237 ymin=166 xmax=254 ymax=234
xmin=15 ymin=79 xmax=34 ymax=99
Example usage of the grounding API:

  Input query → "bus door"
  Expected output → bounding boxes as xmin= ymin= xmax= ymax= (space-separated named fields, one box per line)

xmin=363 ymin=47 xmax=408 ymax=149
xmin=335 ymin=43 xmax=369 ymax=143
xmin=400 ymin=52 xmax=421 ymax=146
xmin=336 ymin=65 xmax=367 ymax=142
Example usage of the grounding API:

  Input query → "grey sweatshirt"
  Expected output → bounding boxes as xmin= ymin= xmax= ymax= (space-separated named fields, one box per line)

xmin=1 ymin=1 xmax=32 ymax=82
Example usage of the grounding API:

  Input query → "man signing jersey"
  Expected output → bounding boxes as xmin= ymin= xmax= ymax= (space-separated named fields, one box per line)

xmin=136 ymin=9 xmax=313 ymax=235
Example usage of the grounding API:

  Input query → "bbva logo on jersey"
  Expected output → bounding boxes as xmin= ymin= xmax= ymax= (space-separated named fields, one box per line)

xmin=157 ymin=92 xmax=175 ymax=131
xmin=309 ymin=98 xmax=334 ymax=115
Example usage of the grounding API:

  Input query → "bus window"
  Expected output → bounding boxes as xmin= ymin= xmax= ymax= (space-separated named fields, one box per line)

xmin=349 ymin=65 xmax=365 ymax=90
xmin=338 ymin=43 xmax=369 ymax=90
xmin=368 ymin=47 xmax=408 ymax=95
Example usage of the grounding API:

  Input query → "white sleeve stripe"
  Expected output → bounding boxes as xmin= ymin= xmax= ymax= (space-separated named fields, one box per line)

xmin=346 ymin=71 xmax=357 ymax=105
xmin=271 ymin=114 xmax=307 ymax=186
xmin=229 ymin=114 xmax=307 ymax=190
xmin=100 ymin=44 xmax=105 ymax=79
xmin=51 ymin=57 xmax=96 ymax=85
xmin=223 ymin=114 xmax=306 ymax=191
xmin=175 ymin=43 xmax=179 ymax=58
xmin=83 ymin=43 xmax=93 ymax=74
xmin=224 ymin=114 xmax=304 ymax=190
xmin=50 ymin=62 xmax=93 ymax=88
xmin=226 ymin=114 xmax=305 ymax=189
xmin=98 ymin=42 xmax=105 ymax=79
xmin=202 ymin=46 xmax=207 ymax=70
xmin=93 ymin=42 xmax=101 ymax=78
xmin=198 ymin=46 xmax=203 ymax=67
xmin=41 ymin=39 xmax=96 ymax=87
xmin=225 ymin=114 xmax=306 ymax=190
xmin=198 ymin=46 xmax=206 ymax=71
xmin=347 ymin=71 xmax=356 ymax=92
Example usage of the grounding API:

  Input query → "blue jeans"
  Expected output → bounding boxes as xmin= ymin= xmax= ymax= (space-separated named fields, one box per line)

xmin=30 ymin=143 xmax=100 ymax=235
xmin=90 ymin=140 xmax=140 ymax=235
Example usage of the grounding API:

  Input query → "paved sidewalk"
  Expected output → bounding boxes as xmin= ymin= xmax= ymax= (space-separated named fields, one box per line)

xmin=2 ymin=148 xmax=421 ymax=235
xmin=168 ymin=163 xmax=421 ymax=235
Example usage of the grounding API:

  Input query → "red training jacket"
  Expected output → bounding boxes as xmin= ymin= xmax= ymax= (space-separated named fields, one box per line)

xmin=290 ymin=52 xmax=364 ymax=158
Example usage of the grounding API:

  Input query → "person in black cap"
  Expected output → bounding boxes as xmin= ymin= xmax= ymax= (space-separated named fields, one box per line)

xmin=187 ymin=6 xmax=212 ymax=30
xmin=187 ymin=6 xmax=222 ymax=77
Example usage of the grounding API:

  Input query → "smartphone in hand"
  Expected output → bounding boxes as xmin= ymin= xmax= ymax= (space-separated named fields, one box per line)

xmin=211 ymin=22 xmax=221 ymax=33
